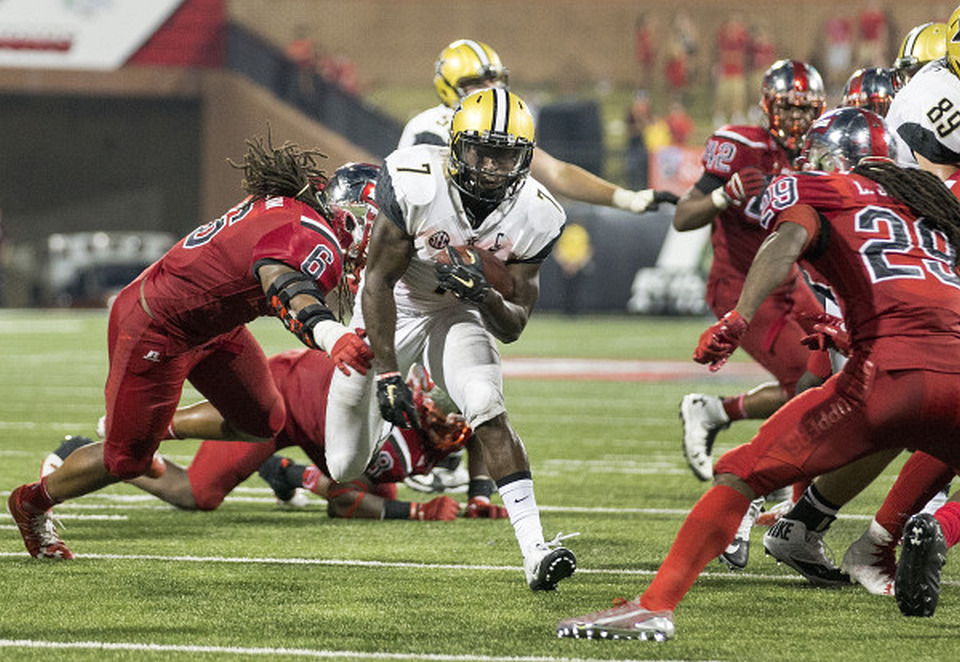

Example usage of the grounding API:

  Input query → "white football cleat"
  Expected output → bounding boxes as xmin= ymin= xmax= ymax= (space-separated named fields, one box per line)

xmin=763 ymin=517 xmax=850 ymax=587
xmin=557 ymin=599 xmax=675 ymax=641
xmin=719 ymin=497 xmax=764 ymax=571
xmin=40 ymin=436 xmax=95 ymax=478
xmin=842 ymin=519 xmax=897 ymax=596
xmin=524 ymin=533 xmax=578 ymax=591
xmin=679 ymin=393 xmax=729 ymax=481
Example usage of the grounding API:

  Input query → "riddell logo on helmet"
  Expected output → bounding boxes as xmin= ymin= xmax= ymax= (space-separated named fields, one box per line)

xmin=428 ymin=231 xmax=450 ymax=250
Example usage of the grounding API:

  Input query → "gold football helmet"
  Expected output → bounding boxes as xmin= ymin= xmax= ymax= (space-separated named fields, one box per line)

xmin=433 ymin=40 xmax=509 ymax=108
xmin=894 ymin=22 xmax=947 ymax=81
xmin=448 ymin=89 xmax=534 ymax=204
xmin=949 ymin=9 xmax=960 ymax=78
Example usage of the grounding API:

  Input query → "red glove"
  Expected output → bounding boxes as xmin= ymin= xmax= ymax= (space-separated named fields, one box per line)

xmin=722 ymin=167 xmax=766 ymax=207
xmin=465 ymin=496 xmax=509 ymax=519
xmin=693 ymin=310 xmax=748 ymax=372
xmin=329 ymin=328 xmax=374 ymax=376
xmin=800 ymin=313 xmax=851 ymax=356
xmin=411 ymin=495 xmax=461 ymax=521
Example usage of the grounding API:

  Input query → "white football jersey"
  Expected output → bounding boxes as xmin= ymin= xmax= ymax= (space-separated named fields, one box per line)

xmin=886 ymin=58 xmax=960 ymax=167
xmin=397 ymin=104 xmax=454 ymax=149
xmin=379 ymin=144 xmax=565 ymax=313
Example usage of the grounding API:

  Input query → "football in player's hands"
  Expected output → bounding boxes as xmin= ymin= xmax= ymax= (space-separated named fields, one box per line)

xmin=435 ymin=245 xmax=515 ymax=300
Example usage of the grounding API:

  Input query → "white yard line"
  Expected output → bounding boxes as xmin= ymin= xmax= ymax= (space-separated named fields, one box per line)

xmin=0 ymin=639 xmax=701 ymax=662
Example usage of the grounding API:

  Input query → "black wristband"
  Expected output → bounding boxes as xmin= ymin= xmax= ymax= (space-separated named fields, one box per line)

xmin=383 ymin=500 xmax=412 ymax=520
xmin=467 ymin=477 xmax=495 ymax=500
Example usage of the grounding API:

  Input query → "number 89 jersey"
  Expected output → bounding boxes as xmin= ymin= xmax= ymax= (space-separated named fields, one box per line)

xmin=886 ymin=59 xmax=960 ymax=167
xmin=760 ymin=170 xmax=960 ymax=372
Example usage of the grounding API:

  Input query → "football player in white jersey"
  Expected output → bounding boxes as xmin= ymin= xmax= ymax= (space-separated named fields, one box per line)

xmin=885 ymin=9 xmax=960 ymax=179
xmin=400 ymin=39 xmax=678 ymax=215
xmin=401 ymin=38 xmax=678 ymax=494
xmin=325 ymin=88 xmax=577 ymax=591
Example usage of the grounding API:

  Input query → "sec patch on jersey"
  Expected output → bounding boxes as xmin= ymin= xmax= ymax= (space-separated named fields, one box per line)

xmin=436 ymin=245 xmax=515 ymax=300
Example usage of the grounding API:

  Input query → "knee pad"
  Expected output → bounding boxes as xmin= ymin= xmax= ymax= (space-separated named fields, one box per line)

xmin=461 ymin=380 xmax=505 ymax=429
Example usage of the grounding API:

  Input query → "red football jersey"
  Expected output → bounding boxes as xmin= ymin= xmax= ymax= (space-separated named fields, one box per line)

xmin=699 ymin=125 xmax=793 ymax=280
xmin=139 ymin=195 xmax=345 ymax=348
xmin=761 ymin=171 xmax=960 ymax=371
xmin=268 ymin=348 xmax=455 ymax=483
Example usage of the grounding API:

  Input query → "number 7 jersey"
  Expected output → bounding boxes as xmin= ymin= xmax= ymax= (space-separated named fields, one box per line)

xmin=760 ymin=170 xmax=960 ymax=372
xmin=377 ymin=144 xmax=566 ymax=312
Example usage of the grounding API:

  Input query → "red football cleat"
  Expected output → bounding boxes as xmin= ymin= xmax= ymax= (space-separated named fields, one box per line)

xmin=7 ymin=485 xmax=74 ymax=560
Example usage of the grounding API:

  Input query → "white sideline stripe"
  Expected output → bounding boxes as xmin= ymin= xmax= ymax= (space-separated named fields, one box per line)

xmin=0 ymin=639 xmax=691 ymax=662
xmin=2 ymin=552 xmax=958 ymax=591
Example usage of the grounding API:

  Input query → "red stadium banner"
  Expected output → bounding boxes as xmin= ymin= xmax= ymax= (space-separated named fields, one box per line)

xmin=648 ymin=146 xmax=704 ymax=196
xmin=0 ymin=0 xmax=184 ymax=70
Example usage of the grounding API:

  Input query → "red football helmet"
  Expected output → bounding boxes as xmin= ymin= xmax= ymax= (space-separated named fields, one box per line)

xmin=842 ymin=67 xmax=901 ymax=118
xmin=797 ymin=107 xmax=897 ymax=173
xmin=321 ymin=162 xmax=380 ymax=279
xmin=761 ymin=59 xmax=826 ymax=154
xmin=406 ymin=364 xmax=472 ymax=453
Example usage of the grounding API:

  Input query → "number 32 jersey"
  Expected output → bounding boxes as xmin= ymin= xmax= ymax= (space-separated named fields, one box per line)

xmin=376 ymin=144 xmax=566 ymax=313
xmin=760 ymin=171 xmax=960 ymax=372
xmin=886 ymin=58 xmax=960 ymax=167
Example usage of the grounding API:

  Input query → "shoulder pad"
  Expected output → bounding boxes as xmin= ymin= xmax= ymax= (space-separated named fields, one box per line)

xmin=711 ymin=125 xmax=773 ymax=149
xmin=385 ymin=145 xmax=446 ymax=207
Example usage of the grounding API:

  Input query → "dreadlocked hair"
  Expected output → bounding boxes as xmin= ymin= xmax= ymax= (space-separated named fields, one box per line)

xmin=228 ymin=132 xmax=330 ymax=214
xmin=852 ymin=159 xmax=960 ymax=250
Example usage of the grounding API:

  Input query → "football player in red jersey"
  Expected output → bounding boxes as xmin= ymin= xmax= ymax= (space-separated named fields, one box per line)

xmin=675 ymin=59 xmax=828 ymax=490
xmin=43 ymin=353 xmax=507 ymax=522
xmin=7 ymin=135 xmax=374 ymax=560
xmin=558 ymin=107 xmax=960 ymax=640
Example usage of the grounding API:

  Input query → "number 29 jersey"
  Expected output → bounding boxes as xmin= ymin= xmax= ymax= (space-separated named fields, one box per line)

xmin=376 ymin=144 xmax=566 ymax=313
xmin=760 ymin=171 xmax=960 ymax=372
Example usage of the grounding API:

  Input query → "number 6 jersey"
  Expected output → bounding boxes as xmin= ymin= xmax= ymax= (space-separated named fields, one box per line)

xmin=760 ymin=170 xmax=960 ymax=372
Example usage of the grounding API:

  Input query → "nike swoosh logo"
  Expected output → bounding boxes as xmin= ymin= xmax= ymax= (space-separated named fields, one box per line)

xmin=513 ymin=495 xmax=530 ymax=504
xmin=452 ymin=275 xmax=474 ymax=288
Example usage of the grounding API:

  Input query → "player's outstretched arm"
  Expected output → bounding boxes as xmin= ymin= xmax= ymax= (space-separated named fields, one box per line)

xmin=532 ymin=147 xmax=676 ymax=213
xmin=327 ymin=477 xmax=460 ymax=520
xmin=256 ymin=261 xmax=372 ymax=375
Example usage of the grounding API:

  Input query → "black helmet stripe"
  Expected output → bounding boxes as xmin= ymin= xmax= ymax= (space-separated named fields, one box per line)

xmin=491 ymin=88 xmax=509 ymax=133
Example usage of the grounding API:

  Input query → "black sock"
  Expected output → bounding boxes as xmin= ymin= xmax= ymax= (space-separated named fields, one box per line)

xmin=786 ymin=484 xmax=840 ymax=533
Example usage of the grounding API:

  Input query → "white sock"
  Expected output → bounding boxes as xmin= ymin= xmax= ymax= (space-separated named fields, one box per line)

xmin=498 ymin=477 xmax=544 ymax=556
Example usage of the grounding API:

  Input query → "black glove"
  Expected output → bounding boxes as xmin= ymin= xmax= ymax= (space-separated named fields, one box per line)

xmin=435 ymin=246 xmax=490 ymax=303
xmin=653 ymin=190 xmax=680 ymax=206
xmin=376 ymin=372 xmax=420 ymax=430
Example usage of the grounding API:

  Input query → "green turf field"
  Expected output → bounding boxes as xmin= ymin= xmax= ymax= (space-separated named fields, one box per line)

xmin=0 ymin=310 xmax=956 ymax=661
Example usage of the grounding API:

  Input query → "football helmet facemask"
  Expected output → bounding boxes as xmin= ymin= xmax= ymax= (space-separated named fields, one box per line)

xmin=948 ymin=9 xmax=960 ymax=79
xmin=448 ymin=88 xmax=535 ymax=204
xmin=894 ymin=22 xmax=948 ymax=82
xmin=797 ymin=107 xmax=897 ymax=174
xmin=321 ymin=162 xmax=380 ymax=277
xmin=434 ymin=39 xmax=509 ymax=108
xmin=761 ymin=59 xmax=826 ymax=154
xmin=841 ymin=67 xmax=901 ymax=117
